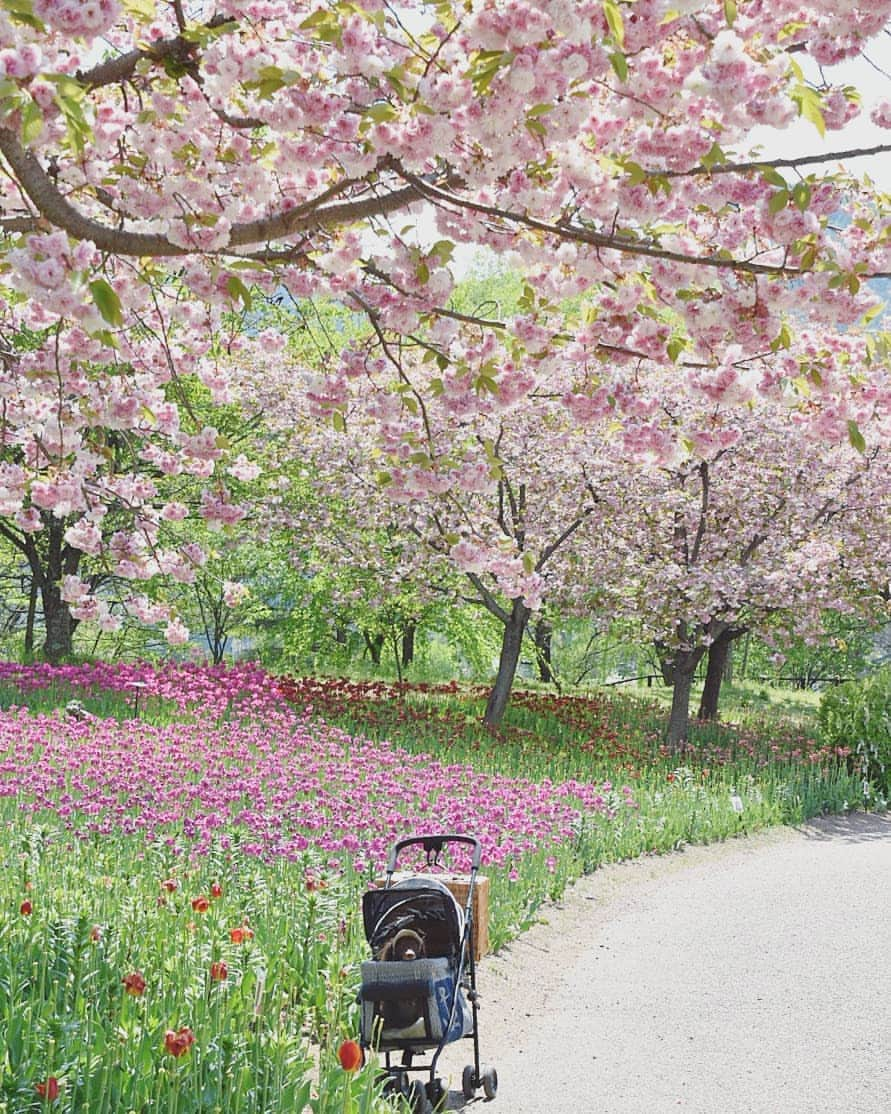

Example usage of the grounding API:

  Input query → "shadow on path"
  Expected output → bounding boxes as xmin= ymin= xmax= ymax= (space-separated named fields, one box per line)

xmin=797 ymin=809 xmax=891 ymax=843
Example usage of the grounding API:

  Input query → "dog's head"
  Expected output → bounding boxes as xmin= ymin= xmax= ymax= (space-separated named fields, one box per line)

xmin=380 ymin=928 xmax=426 ymax=962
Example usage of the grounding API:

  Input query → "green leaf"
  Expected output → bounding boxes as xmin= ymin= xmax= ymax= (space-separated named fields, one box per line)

xmin=723 ymin=0 xmax=737 ymax=26
xmin=769 ymin=322 xmax=792 ymax=352
xmin=700 ymin=142 xmax=727 ymax=170
xmin=608 ymin=51 xmax=628 ymax=82
xmin=89 ymin=279 xmax=123 ymax=327
xmin=847 ymin=420 xmax=866 ymax=454
xmin=331 ymin=410 xmax=346 ymax=433
xmin=623 ymin=160 xmax=648 ymax=187
xmin=122 ymin=0 xmax=156 ymax=18
xmin=666 ymin=336 xmax=687 ymax=362
xmin=768 ymin=188 xmax=789 ymax=215
xmin=798 ymin=244 xmax=818 ymax=271
xmin=791 ymin=181 xmax=811 ymax=212
xmin=466 ymin=50 xmax=514 ymax=96
xmin=225 ymin=274 xmax=253 ymax=310
xmin=603 ymin=0 xmax=624 ymax=46
xmin=758 ymin=165 xmax=788 ymax=188
xmin=791 ymin=84 xmax=826 ymax=137
xmin=1 ymin=0 xmax=44 ymax=30
xmin=298 ymin=8 xmax=342 ymax=43
xmin=364 ymin=101 xmax=398 ymax=123
xmin=19 ymin=98 xmax=42 ymax=143
xmin=429 ymin=240 xmax=454 ymax=264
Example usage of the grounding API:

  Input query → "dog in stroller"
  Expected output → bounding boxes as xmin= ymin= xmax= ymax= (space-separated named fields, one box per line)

xmin=357 ymin=835 xmax=498 ymax=1112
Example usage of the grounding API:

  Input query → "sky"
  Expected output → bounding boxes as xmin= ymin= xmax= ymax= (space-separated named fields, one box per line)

xmin=752 ymin=41 xmax=891 ymax=188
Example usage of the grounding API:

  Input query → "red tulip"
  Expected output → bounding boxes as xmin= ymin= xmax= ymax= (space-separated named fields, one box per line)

xmin=209 ymin=961 xmax=228 ymax=982
xmin=337 ymin=1040 xmax=363 ymax=1072
xmin=161 ymin=879 xmax=178 ymax=893
xmin=210 ymin=882 xmax=223 ymax=899
xmin=164 ymin=1027 xmax=195 ymax=1058
xmin=191 ymin=896 xmax=210 ymax=913
xmin=122 ymin=971 xmax=147 ymax=996
xmin=20 ymin=900 xmax=32 ymax=916
xmin=230 ymin=925 xmax=254 ymax=944
xmin=35 ymin=1077 xmax=59 ymax=1102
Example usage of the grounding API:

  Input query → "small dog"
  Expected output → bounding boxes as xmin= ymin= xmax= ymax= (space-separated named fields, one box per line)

xmin=379 ymin=928 xmax=426 ymax=963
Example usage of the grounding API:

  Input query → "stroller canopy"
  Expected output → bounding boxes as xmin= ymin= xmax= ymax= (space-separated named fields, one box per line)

xmin=363 ymin=876 xmax=465 ymax=961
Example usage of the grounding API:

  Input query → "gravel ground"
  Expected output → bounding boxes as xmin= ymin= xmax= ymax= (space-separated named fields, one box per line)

xmin=432 ymin=812 xmax=891 ymax=1113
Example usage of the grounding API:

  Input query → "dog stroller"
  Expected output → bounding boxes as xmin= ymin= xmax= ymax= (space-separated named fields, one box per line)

xmin=358 ymin=834 xmax=497 ymax=1112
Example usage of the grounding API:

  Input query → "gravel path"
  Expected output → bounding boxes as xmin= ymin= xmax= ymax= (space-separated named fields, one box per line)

xmin=434 ymin=812 xmax=891 ymax=1113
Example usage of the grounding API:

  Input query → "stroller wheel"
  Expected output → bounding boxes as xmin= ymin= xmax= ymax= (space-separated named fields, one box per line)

xmin=462 ymin=1065 xmax=476 ymax=1099
xmin=426 ymin=1078 xmax=447 ymax=1111
xmin=482 ymin=1065 xmax=498 ymax=1100
xmin=407 ymin=1079 xmax=431 ymax=1114
xmin=383 ymin=1070 xmax=410 ymax=1098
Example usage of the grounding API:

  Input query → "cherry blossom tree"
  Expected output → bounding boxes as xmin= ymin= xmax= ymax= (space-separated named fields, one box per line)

xmin=3 ymin=0 xmax=891 ymax=660
xmin=570 ymin=340 xmax=891 ymax=748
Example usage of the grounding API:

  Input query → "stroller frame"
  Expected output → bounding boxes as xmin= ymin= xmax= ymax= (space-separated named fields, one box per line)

xmin=359 ymin=834 xmax=497 ymax=1112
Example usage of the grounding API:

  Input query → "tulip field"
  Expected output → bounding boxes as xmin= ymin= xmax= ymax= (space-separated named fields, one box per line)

xmin=0 ymin=661 xmax=863 ymax=1112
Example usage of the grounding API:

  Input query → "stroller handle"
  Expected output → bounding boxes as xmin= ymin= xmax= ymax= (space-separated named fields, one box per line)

xmin=387 ymin=834 xmax=482 ymax=873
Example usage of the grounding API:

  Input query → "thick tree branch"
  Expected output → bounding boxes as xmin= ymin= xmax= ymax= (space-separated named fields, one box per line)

xmin=75 ymin=14 xmax=236 ymax=90
xmin=464 ymin=570 xmax=511 ymax=624
xmin=0 ymin=127 xmax=428 ymax=255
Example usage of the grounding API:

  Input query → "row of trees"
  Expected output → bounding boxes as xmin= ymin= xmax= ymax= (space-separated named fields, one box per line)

xmin=2 ymin=0 xmax=891 ymax=745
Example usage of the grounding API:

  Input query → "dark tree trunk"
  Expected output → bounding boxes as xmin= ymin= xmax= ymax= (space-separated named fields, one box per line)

xmin=667 ymin=662 xmax=697 ymax=750
xmin=363 ymin=630 xmax=385 ymax=665
xmin=25 ymin=574 xmax=37 ymax=657
xmin=39 ymin=519 xmax=81 ymax=663
xmin=483 ymin=598 xmax=531 ymax=728
xmin=656 ymin=633 xmax=707 ymax=751
xmin=534 ymin=619 xmax=554 ymax=684
xmin=697 ymin=628 xmax=745 ymax=721
xmin=401 ymin=622 xmax=416 ymax=668
xmin=41 ymin=583 xmax=76 ymax=663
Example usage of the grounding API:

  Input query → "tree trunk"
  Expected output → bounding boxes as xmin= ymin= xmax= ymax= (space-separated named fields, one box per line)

xmin=363 ymin=630 xmax=384 ymax=665
xmin=697 ymin=628 xmax=745 ymax=721
xmin=41 ymin=583 xmax=76 ymax=663
xmin=25 ymin=574 xmax=37 ymax=657
xmin=483 ymin=598 xmax=531 ymax=728
xmin=658 ymin=638 xmax=708 ymax=751
xmin=667 ymin=657 xmax=697 ymax=750
xmin=39 ymin=519 xmax=81 ymax=663
xmin=534 ymin=619 xmax=554 ymax=684
xmin=401 ymin=622 xmax=416 ymax=668
xmin=740 ymin=629 xmax=751 ymax=680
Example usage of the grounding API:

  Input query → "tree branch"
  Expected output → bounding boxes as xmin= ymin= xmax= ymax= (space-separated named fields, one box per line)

xmin=464 ymin=569 xmax=511 ymax=624
xmin=665 ymin=143 xmax=891 ymax=180
xmin=0 ymin=127 xmax=427 ymax=256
